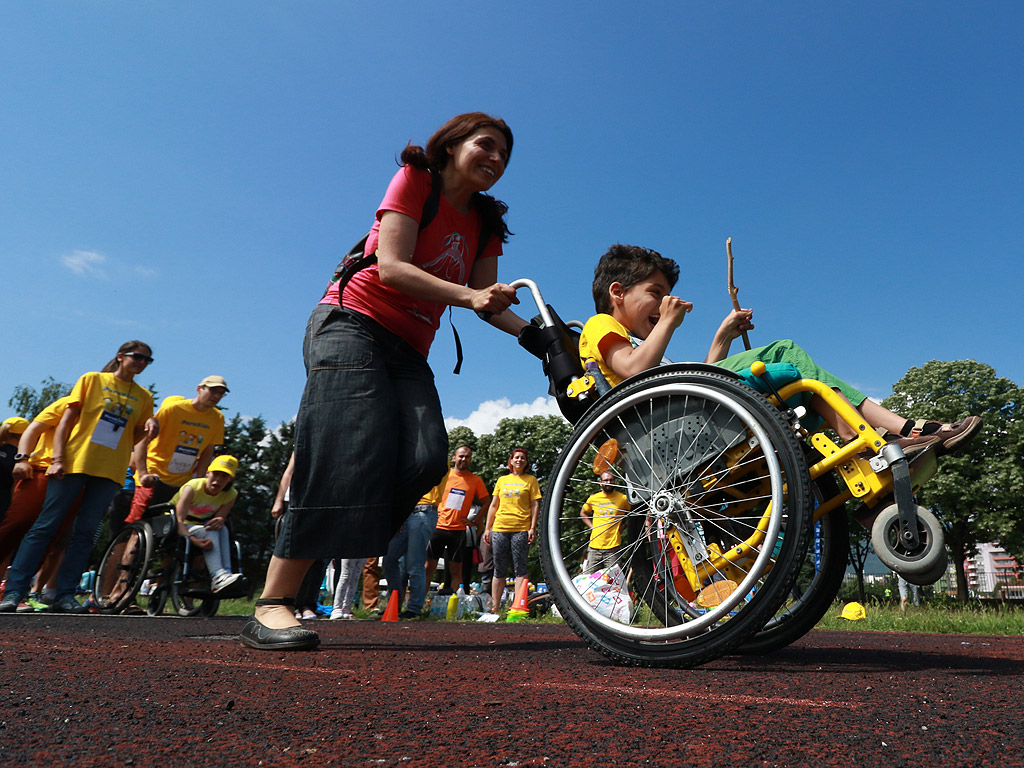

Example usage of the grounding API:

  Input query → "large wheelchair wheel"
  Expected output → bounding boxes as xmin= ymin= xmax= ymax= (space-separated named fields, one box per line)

xmin=93 ymin=523 xmax=153 ymax=614
xmin=737 ymin=476 xmax=847 ymax=655
xmin=539 ymin=367 xmax=811 ymax=668
xmin=170 ymin=560 xmax=220 ymax=617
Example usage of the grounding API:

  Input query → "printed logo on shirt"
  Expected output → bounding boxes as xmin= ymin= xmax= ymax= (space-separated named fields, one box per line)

xmin=420 ymin=232 xmax=468 ymax=285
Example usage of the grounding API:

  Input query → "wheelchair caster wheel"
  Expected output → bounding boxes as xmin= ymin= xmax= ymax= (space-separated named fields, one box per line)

xmin=870 ymin=503 xmax=945 ymax=577
xmin=901 ymin=548 xmax=949 ymax=586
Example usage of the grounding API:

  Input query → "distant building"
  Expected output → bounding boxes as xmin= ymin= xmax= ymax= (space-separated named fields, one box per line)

xmin=964 ymin=543 xmax=1023 ymax=598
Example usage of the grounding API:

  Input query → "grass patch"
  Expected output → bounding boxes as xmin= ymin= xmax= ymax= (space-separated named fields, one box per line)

xmin=815 ymin=599 xmax=1024 ymax=635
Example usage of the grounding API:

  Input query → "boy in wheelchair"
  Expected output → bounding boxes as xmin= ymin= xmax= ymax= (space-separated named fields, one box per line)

xmin=172 ymin=454 xmax=243 ymax=594
xmin=578 ymin=243 xmax=981 ymax=457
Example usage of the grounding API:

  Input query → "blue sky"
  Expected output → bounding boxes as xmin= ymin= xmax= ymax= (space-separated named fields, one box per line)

xmin=3 ymin=3 xmax=1021 ymax=436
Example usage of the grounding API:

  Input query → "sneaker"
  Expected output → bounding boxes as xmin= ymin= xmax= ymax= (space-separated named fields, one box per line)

xmin=329 ymin=608 xmax=349 ymax=620
xmin=211 ymin=571 xmax=242 ymax=593
xmin=398 ymin=609 xmax=421 ymax=620
xmin=51 ymin=596 xmax=87 ymax=614
xmin=16 ymin=600 xmax=35 ymax=613
xmin=25 ymin=596 xmax=51 ymax=612
xmin=0 ymin=592 xmax=24 ymax=613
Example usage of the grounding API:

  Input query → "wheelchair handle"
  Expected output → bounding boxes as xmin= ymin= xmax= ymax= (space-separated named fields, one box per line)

xmin=508 ymin=278 xmax=557 ymax=328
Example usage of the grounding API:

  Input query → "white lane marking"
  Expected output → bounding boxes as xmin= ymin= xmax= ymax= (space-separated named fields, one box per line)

xmin=524 ymin=681 xmax=857 ymax=709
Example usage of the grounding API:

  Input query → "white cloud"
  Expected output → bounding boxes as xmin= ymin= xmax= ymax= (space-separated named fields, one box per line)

xmin=60 ymin=249 xmax=107 ymax=277
xmin=444 ymin=396 xmax=562 ymax=436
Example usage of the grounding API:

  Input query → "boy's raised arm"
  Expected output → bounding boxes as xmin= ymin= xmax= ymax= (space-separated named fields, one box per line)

xmin=604 ymin=295 xmax=692 ymax=380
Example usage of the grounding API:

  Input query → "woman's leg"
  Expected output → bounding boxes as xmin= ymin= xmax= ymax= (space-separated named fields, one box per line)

xmin=54 ymin=477 xmax=119 ymax=601
xmin=254 ymin=556 xmax=315 ymax=629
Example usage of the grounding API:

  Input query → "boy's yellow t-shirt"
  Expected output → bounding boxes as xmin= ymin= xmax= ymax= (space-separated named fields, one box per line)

xmin=578 ymin=313 xmax=635 ymax=389
xmin=63 ymin=372 xmax=154 ymax=483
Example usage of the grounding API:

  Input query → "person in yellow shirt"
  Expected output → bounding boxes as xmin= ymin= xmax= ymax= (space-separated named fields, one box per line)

xmin=0 ymin=341 xmax=154 ymax=614
xmin=580 ymin=471 xmax=630 ymax=573
xmin=128 ymin=375 xmax=228 ymax=523
xmin=172 ymin=454 xmax=241 ymax=594
xmin=483 ymin=448 xmax=541 ymax=611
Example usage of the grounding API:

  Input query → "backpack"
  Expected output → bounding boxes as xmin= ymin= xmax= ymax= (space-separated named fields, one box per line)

xmin=324 ymin=168 xmax=494 ymax=374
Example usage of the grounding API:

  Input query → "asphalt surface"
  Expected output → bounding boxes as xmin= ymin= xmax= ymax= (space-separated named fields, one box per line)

xmin=1 ymin=614 xmax=1022 ymax=767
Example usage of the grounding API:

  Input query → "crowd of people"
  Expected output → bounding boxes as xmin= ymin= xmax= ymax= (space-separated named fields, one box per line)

xmin=0 ymin=361 xmax=244 ymax=613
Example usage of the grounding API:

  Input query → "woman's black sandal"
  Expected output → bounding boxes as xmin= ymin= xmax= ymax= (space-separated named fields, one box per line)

xmin=240 ymin=597 xmax=321 ymax=651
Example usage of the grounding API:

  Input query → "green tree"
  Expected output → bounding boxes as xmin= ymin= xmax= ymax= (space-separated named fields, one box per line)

xmin=221 ymin=414 xmax=295 ymax=591
xmin=446 ymin=426 xmax=478 ymax=455
xmin=7 ymin=377 xmax=73 ymax=418
xmin=883 ymin=360 xmax=1024 ymax=602
xmin=473 ymin=415 xmax=573 ymax=490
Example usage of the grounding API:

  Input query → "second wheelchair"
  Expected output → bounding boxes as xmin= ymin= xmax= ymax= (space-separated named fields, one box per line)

xmin=92 ymin=503 xmax=247 ymax=617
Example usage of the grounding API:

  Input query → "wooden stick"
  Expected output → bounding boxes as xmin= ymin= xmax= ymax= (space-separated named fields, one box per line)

xmin=726 ymin=237 xmax=752 ymax=350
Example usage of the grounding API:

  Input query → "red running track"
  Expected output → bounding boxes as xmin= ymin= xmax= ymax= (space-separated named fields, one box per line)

xmin=1 ymin=614 xmax=1022 ymax=767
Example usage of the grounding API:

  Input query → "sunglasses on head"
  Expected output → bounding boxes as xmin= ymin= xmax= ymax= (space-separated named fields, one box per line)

xmin=123 ymin=352 xmax=154 ymax=364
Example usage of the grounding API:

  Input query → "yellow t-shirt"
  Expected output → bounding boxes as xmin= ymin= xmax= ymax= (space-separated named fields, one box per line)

xmin=172 ymin=477 xmax=238 ymax=524
xmin=491 ymin=473 xmax=542 ymax=532
xmin=582 ymin=489 xmax=630 ymax=550
xmin=63 ymin=372 xmax=154 ymax=483
xmin=578 ymin=313 xmax=634 ymax=389
xmin=27 ymin=396 xmax=72 ymax=469
xmin=136 ymin=395 xmax=225 ymax=486
xmin=417 ymin=472 xmax=448 ymax=507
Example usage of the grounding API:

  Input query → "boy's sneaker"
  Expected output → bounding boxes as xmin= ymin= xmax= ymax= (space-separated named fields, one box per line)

xmin=0 ymin=592 xmax=23 ymax=613
xmin=211 ymin=571 xmax=242 ymax=593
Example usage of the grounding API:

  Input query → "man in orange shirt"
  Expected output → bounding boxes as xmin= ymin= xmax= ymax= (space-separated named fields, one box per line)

xmin=425 ymin=446 xmax=489 ymax=595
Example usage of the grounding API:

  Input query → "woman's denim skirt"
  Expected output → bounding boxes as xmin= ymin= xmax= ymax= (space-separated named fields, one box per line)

xmin=275 ymin=304 xmax=449 ymax=560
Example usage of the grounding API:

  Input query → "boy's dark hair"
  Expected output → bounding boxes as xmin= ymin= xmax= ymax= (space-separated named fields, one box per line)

xmin=592 ymin=244 xmax=680 ymax=314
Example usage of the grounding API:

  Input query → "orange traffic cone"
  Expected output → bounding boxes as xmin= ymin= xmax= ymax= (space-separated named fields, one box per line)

xmin=506 ymin=579 xmax=530 ymax=623
xmin=381 ymin=589 xmax=400 ymax=622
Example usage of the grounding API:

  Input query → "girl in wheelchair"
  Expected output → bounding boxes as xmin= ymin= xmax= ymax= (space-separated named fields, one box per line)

xmin=579 ymin=244 xmax=981 ymax=456
xmin=172 ymin=454 xmax=241 ymax=594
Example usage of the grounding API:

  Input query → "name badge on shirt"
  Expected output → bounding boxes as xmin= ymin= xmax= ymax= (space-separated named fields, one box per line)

xmin=445 ymin=487 xmax=467 ymax=512
xmin=91 ymin=410 xmax=127 ymax=450
xmin=168 ymin=445 xmax=199 ymax=475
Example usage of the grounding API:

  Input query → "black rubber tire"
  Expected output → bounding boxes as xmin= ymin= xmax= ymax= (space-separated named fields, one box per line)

xmin=93 ymin=523 xmax=153 ymax=614
xmin=737 ymin=476 xmax=848 ymax=655
xmin=170 ymin=560 xmax=220 ymax=617
xmin=539 ymin=366 xmax=811 ymax=668
xmin=901 ymin=548 xmax=949 ymax=586
xmin=145 ymin=583 xmax=169 ymax=616
xmin=871 ymin=503 xmax=946 ymax=577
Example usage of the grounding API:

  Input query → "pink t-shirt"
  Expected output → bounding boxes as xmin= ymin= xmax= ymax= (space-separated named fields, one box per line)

xmin=320 ymin=165 xmax=502 ymax=358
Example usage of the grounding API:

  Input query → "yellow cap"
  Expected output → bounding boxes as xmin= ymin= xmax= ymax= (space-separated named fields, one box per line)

xmin=208 ymin=454 xmax=238 ymax=478
xmin=840 ymin=601 xmax=866 ymax=621
xmin=3 ymin=416 xmax=30 ymax=435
